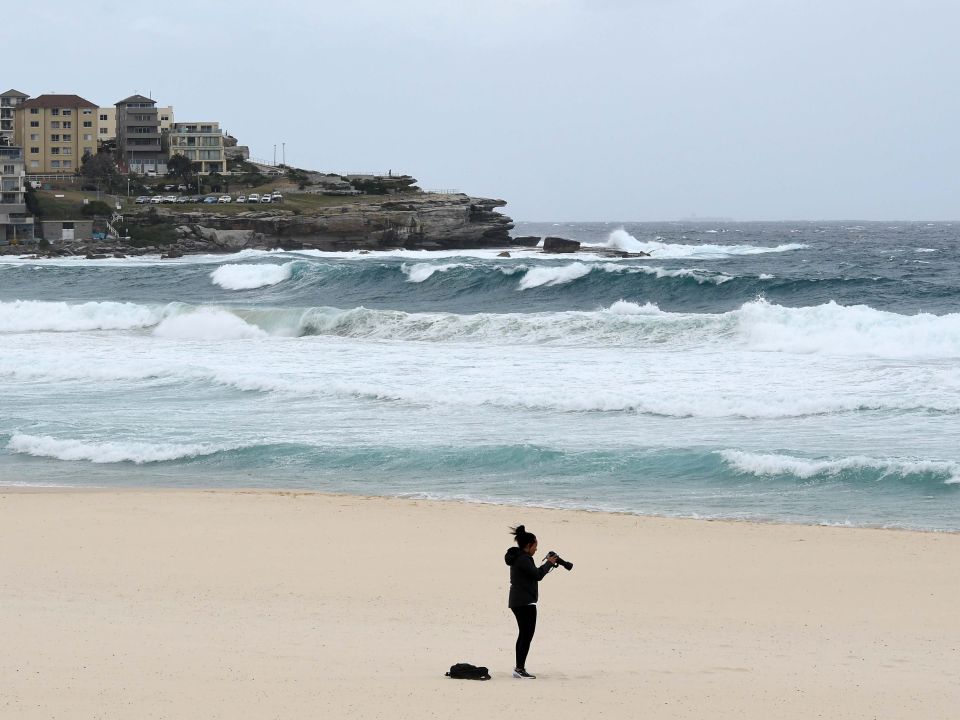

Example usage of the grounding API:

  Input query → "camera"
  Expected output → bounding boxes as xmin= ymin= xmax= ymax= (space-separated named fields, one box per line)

xmin=545 ymin=551 xmax=573 ymax=571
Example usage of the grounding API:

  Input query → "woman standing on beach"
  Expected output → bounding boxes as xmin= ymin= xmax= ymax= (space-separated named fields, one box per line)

xmin=504 ymin=525 xmax=558 ymax=679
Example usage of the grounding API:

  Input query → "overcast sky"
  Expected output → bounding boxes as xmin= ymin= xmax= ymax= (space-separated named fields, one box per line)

xmin=5 ymin=0 xmax=959 ymax=221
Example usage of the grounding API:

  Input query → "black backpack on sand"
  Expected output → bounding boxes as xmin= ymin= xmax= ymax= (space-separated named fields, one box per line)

xmin=445 ymin=662 xmax=491 ymax=680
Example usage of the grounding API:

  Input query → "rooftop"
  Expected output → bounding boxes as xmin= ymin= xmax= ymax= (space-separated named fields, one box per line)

xmin=1 ymin=89 xmax=29 ymax=99
xmin=20 ymin=94 xmax=98 ymax=110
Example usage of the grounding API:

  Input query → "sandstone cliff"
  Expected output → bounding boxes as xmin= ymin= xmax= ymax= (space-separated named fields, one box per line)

xmin=133 ymin=193 xmax=513 ymax=253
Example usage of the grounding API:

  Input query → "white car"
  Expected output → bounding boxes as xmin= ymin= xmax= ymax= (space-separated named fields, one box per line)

xmin=236 ymin=195 xmax=247 ymax=204
xmin=247 ymin=193 xmax=260 ymax=203
xmin=271 ymin=192 xmax=283 ymax=202
xmin=150 ymin=195 xmax=163 ymax=204
xmin=260 ymin=195 xmax=272 ymax=203
xmin=218 ymin=195 xmax=232 ymax=204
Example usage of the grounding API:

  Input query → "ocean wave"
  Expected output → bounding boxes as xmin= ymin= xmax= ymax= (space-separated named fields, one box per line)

xmin=6 ymin=433 xmax=237 ymax=464
xmin=153 ymin=308 xmax=268 ymax=340
xmin=719 ymin=450 xmax=960 ymax=485
xmin=600 ymin=228 xmax=807 ymax=258
xmin=401 ymin=262 xmax=470 ymax=283
xmin=517 ymin=262 xmax=593 ymax=289
xmin=210 ymin=261 xmax=297 ymax=290
xmin=736 ymin=299 xmax=960 ymax=358
xmin=0 ymin=300 xmax=162 ymax=333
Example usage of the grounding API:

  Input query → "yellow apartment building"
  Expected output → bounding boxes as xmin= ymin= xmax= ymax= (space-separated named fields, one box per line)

xmin=14 ymin=94 xmax=99 ymax=174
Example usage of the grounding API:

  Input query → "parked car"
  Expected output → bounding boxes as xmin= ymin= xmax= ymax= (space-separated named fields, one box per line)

xmin=150 ymin=195 xmax=163 ymax=204
xmin=163 ymin=195 xmax=177 ymax=203
xmin=247 ymin=193 xmax=260 ymax=203
xmin=177 ymin=184 xmax=187 ymax=192
xmin=271 ymin=192 xmax=283 ymax=203
xmin=218 ymin=195 xmax=232 ymax=204
xmin=236 ymin=195 xmax=247 ymax=204
xmin=202 ymin=196 xmax=219 ymax=204
xmin=175 ymin=196 xmax=190 ymax=204
xmin=260 ymin=195 xmax=272 ymax=203
xmin=135 ymin=196 xmax=150 ymax=204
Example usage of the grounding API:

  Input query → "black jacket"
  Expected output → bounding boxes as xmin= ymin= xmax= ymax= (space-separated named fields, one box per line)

xmin=504 ymin=546 xmax=552 ymax=608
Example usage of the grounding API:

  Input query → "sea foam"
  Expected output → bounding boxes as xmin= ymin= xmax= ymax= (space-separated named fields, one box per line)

xmin=210 ymin=262 xmax=296 ymax=290
xmin=0 ymin=300 xmax=161 ymax=333
xmin=153 ymin=308 xmax=267 ymax=340
xmin=720 ymin=450 xmax=960 ymax=484
xmin=601 ymin=228 xmax=807 ymax=259
xmin=6 ymin=433 xmax=235 ymax=464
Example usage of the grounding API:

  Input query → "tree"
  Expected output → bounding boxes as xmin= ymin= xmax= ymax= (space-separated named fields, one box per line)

xmin=167 ymin=153 xmax=194 ymax=181
xmin=80 ymin=151 xmax=118 ymax=184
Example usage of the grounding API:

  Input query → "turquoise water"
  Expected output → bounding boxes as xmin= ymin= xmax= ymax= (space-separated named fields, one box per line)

xmin=2 ymin=221 xmax=959 ymax=530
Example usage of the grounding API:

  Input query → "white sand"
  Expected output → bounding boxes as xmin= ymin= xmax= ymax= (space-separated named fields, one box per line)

xmin=1 ymin=489 xmax=958 ymax=719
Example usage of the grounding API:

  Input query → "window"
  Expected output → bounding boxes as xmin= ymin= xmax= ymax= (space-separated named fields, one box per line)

xmin=83 ymin=147 xmax=93 ymax=156
xmin=81 ymin=109 xmax=91 ymax=115
xmin=51 ymin=160 xmax=60 ymax=168
xmin=51 ymin=121 xmax=61 ymax=129
xmin=50 ymin=147 xmax=60 ymax=155
xmin=99 ymin=127 xmax=108 ymax=134
xmin=99 ymin=114 xmax=108 ymax=121
xmin=51 ymin=108 xmax=60 ymax=116
xmin=50 ymin=134 xmax=60 ymax=142
xmin=30 ymin=147 xmax=39 ymax=154
xmin=63 ymin=121 xmax=72 ymax=129
xmin=2 ymin=164 xmax=13 ymax=174
xmin=83 ymin=121 xmax=92 ymax=127
xmin=30 ymin=120 xmax=39 ymax=127
xmin=63 ymin=160 xmax=72 ymax=168
xmin=29 ymin=160 xmax=38 ymax=168
xmin=83 ymin=134 xmax=92 ymax=141
xmin=30 ymin=108 xmax=38 ymax=115
xmin=63 ymin=134 xmax=72 ymax=142
xmin=30 ymin=133 xmax=39 ymax=141
xmin=62 ymin=147 xmax=72 ymax=155
xmin=161 ymin=115 xmax=169 ymax=121
xmin=63 ymin=109 xmax=72 ymax=116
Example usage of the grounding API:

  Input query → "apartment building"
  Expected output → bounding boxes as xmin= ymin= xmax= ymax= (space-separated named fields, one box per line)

xmin=168 ymin=121 xmax=226 ymax=174
xmin=13 ymin=94 xmax=99 ymax=174
xmin=115 ymin=95 xmax=166 ymax=175
xmin=99 ymin=104 xmax=173 ymax=142
xmin=0 ymin=145 xmax=34 ymax=244
xmin=1 ymin=89 xmax=29 ymax=145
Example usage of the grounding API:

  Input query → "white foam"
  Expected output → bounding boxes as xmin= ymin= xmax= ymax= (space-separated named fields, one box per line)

xmin=153 ymin=308 xmax=267 ymax=340
xmin=6 ymin=433 xmax=234 ymax=464
xmin=517 ymin=262 xmax=592 ymax=289
xmin=0 ymin=300 xmax=162 ymax=333
xmin=401 ymin=262 xmax=469 ymax=283
xmin=735 ymin=299 xmax=960 ymax=358
xmin=600 ymin=228 xmax=807 ymax=259
xmin=720 ymin=450 xmax=960 ymax=484
xmin=210 ymin=262 xmax=296 ymax=290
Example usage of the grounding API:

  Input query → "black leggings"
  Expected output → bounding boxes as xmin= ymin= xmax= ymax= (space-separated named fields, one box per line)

xmin=511 ymin=605 xmax=537 ymax=669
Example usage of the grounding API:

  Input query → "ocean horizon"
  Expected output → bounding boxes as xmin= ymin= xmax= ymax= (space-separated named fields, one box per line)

xmin=2 ymin=220 xmax=959 ymax=531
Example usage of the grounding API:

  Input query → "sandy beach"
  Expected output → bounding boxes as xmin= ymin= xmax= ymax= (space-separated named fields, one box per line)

xmin=1 ymin=489 xmax=957 ymax=719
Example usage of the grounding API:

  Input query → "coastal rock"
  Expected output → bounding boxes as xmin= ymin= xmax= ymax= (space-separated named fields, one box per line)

xmin=542 ymin=236 xmax=581 ymax=253
xmin=512 ymin=236 xmax=541 ymax=247
xmin=497 ymin=251 xmax=511 ymax=257
xmin=125 ymin=193 xmax=514 ymax=253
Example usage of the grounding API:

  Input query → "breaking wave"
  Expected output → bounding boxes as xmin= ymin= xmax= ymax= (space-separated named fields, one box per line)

xmin=210 ymin=261 xmax=298 ymax=290
xmin=6 ymin=433 xmax=237 ymax=464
